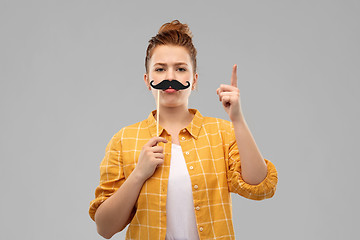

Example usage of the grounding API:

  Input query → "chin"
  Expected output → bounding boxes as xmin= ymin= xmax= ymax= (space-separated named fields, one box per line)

xmin=162 ymin=103 xmax=182 ymax=108
xmin=161 ymin=100 xmax=186 ymax=108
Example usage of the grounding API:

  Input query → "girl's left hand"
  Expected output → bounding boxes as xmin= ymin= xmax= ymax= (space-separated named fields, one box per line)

xmin=216 ymin=64 xmax=244 ymax=122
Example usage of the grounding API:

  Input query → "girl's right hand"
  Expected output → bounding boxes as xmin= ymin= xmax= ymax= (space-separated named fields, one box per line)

xmin=134 ymin=137 xmax=168 ymax=182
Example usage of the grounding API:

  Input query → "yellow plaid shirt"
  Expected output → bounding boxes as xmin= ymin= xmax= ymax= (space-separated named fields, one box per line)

xmin=89 ymin=109 xmax=278 ymax=239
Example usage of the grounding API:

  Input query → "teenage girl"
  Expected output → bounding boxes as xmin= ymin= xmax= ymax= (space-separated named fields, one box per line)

xmin=89 ymin=20 xmax=278 ymax=240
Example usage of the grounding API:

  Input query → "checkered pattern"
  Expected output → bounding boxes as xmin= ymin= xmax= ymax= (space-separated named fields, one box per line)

xmin=89 ymin=109 xmax=278 ymax=239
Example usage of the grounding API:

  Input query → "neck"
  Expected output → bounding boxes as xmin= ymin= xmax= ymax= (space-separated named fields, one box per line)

xmin=157 ymin=105 xmax=193 ymax=129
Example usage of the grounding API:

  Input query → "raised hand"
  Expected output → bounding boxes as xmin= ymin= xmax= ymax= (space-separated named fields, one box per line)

xmin=216 ymin=64 xmax=244 ymax=122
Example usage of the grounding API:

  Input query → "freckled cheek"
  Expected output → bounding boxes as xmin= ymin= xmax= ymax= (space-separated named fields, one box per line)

xmin=149 ymin=76 xmax=162 ymax=84
xmin=179 ymin=89 xmax=192 ymax=98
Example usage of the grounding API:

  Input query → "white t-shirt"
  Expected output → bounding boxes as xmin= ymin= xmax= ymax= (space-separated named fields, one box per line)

xmin=165 ymin=144 xmax=200 ymax=240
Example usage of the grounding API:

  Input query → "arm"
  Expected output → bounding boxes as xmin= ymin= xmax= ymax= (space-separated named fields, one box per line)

xmin=227 ymin=121 xmax=278 ymax=200
xmin=90 ymin=135 xmax=167 ymax=239
xmin=95 ymin=170 xmax=144 ymax=239
xmin=232 ymin=117 xmax=267 ymax=185
xmin=217 ymin=64 xmax=277 ymax=198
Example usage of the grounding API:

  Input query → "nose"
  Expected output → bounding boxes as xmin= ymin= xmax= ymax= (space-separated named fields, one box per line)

xmin=165 ymin=67 xmax=176 ymax=81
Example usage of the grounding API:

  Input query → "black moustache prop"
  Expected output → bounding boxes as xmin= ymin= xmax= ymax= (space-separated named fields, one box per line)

xmin=150 ymin=80 xmax=191 ymax=90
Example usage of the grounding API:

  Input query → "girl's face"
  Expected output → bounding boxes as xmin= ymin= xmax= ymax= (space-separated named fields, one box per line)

xmin=144 ymin=45 xmax=198 ymax=108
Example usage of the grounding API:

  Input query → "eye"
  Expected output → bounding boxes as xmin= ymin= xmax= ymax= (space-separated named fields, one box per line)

xmin=178 ymin=67 xmax=187 ymax=72
xmin=155 ymin=68 xmax=165 ymax=72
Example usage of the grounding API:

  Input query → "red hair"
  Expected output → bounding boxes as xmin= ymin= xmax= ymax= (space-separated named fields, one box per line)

xmin=145 ymin=20 xmax=197 ymax=73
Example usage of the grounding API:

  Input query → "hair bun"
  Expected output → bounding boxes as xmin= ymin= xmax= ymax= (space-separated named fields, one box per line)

xmin=158 ymin=20 xmax=193 ymax=38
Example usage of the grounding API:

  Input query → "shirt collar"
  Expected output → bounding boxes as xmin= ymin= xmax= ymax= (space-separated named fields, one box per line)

xmin=146 ymin=108 xmax=204 ymax=140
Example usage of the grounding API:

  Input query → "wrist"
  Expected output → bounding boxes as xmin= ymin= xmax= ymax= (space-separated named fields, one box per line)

xmin=231 ymin=114 xmax=246 ymax=126
xmin=130 ymin=168 xmax=146 ymax=185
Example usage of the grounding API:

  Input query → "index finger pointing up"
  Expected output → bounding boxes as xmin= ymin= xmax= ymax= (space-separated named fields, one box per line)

xmin=231 ymin=64 xmax=238 ymax=88
xmin=231 ymin=64 xmax=238 ymax=87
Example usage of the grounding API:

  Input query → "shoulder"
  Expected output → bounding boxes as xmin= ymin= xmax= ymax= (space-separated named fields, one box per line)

xmin=197 ymin=115 xmax=235 ymax=145
xmin=202 ymin=115 xmax=233 ymax=132
xmin=199 ymin=115 xmax=235 ymax=143
xmin=112 ymin=118 xmax=149 ymax=140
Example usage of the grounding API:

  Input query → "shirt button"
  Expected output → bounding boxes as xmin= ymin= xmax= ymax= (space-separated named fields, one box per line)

xmin=194 ymin=185 xmax=198 ymax=189
xmin=199 ymin=227 xmax=203 ymax=232
xmin=189 ymin=166 xmax=194 ymax=170
xmin=195 ymin=206 xmax=200 ymax=211
xmin=186 ymin=152 xmax=189 ymax=155
xmin=181 ymin=137 xmax=186 ymax=140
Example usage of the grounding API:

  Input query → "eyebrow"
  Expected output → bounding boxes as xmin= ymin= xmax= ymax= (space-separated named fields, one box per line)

xmin=153 ymin=62 xmax=189 ymax=67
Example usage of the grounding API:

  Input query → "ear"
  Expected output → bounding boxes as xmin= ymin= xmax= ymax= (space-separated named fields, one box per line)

xmin=192 ymin=73 xmax=198 ymax=90
xmin=144 ymin=73 xmax=151 ymax=90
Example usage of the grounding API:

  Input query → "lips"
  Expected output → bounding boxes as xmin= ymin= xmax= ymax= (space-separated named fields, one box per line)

xmin=164 ymin=87 xmax=177 ymax=93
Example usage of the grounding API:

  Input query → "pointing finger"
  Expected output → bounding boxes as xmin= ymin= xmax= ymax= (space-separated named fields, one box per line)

xmin=231 ymin=64 xmax=237 ymax=88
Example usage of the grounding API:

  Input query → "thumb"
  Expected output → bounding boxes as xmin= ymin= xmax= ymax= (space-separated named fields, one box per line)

xmin=145 ymin=137 xmax=168 ymax=147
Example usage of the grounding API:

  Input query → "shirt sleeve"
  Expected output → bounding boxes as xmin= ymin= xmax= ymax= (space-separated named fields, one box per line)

xmin=226 ymin=125 xmax=278 ymax=200
xmin=89 ymin=130 xmax=128 ymax=222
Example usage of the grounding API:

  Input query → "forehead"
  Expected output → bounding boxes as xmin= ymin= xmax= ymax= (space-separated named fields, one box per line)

xmin=150 ymin=45 xmax=191 ymax=65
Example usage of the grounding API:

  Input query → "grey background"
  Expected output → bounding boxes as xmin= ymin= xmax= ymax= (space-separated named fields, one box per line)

xmin=1 ymin=0 xmax=359 ymax=239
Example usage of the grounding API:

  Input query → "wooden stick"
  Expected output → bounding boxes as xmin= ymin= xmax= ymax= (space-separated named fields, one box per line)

xmin=156 ymin=90 xmax=160 ymax=137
